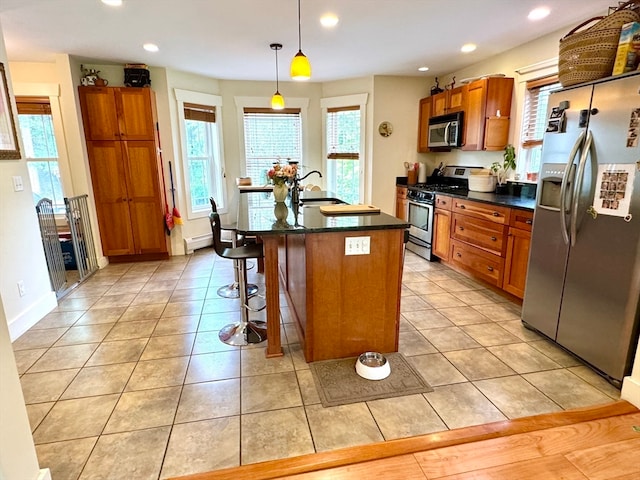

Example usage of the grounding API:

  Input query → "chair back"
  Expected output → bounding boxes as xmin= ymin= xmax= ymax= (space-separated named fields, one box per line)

xmin=210 ymin=197 xmax=218 ymax=213
xmin=208 ymin=212 xmax=226 ymax=257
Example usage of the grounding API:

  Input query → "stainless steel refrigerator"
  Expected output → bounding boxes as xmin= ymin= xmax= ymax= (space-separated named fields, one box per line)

xmin=522 ymin=72 xmax=640 ymax=386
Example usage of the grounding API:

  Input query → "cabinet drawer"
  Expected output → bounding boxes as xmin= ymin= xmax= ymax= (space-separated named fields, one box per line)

xmin=452 ymin=198 xmax=510 ymax=224
xmin=451 ymin=240 xmax=504 ymax=287
xmin=452 ymin=214 xmax=507 ymax=256
xmin=510 ymin=209 xmax=534 ymax=231
xmin=435 ymin=194 xmax=452 ymax=211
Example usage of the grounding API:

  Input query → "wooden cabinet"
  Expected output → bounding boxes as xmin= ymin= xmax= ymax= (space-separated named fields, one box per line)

xmin=433 ymin=194 xmax=452 ymax=261
xmin=417 ymin=97 xmax=431 ymax=153
xmin=503 ymin=209 xmax=534 ymax=299
xmin=79 ymin=86 xmax=168 ymax=260
xmin=451 ymin=198 xmax=510 ymax=225
xmin=395 ymin=186 xmax=408 ymax=220
xmin=462 ymin=77 xmax=514 ymax=151
xmin=431 ymin=86 xmax=467 ymax=117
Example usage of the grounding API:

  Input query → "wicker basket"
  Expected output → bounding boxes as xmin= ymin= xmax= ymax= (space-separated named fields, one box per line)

xmin=559 ymin=2 xmax=640 ymax=87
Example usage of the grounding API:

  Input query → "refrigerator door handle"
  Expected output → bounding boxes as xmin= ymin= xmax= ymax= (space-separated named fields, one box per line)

xmin=560 ymin=131 xmax=585 ymax=245
xmin=570 ymin=130 xmax=593 ymax=246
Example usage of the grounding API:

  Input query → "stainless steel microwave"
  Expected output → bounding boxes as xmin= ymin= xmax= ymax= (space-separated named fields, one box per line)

xmin=428 ymin=112 xmax=464 ymax=148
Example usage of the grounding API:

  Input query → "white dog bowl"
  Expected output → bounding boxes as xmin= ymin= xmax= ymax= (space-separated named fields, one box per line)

xmin=355 ymin=352 xmax=391 ymax=380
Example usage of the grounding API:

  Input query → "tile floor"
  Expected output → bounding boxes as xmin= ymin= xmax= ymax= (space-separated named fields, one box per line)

xmin=13 ymin=249 xmax=621 ymax=480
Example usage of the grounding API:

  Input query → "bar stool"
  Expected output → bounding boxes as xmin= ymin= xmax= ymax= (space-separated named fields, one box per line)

xmin=210 ymin=212 xmax=267 ymax=345
xmin=210 ymin=198 xmax=258 ymax=298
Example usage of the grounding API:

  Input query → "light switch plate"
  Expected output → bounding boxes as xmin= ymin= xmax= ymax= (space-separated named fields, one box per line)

xmin=345 ymin=236 xmax=371 ymax=256
xmin=12 ymin=176 xmax=24 ymax=192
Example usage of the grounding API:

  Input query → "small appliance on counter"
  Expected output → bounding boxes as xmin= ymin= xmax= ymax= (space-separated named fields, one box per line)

xmin=468 ymin=169 xmax=497 ymax=192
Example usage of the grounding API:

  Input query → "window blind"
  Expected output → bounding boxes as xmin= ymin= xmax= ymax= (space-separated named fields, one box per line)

xmin=521 ymin=75 xmax=560 ymax=149
xmin=16 ymin=96 xmax=51 ymax=115
xmin=184 ymin=102 xmax=215 ymax=123
xmin=327 ymin=106 xmax=360 ymax=160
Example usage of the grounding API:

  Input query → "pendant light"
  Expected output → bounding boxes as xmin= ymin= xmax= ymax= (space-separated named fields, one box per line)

xmin=290 ymin=0 xmax=311 ymax=81
xmin=270 ymin=43 xmax=285 ymax=110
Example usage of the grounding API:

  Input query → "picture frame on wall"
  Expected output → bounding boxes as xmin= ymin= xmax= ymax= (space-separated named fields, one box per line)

xmin=0 ymin=62 xmax=21 ymax=160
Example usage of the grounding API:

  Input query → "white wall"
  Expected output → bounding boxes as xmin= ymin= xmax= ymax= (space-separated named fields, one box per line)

xmin=0 ymin=20 xmax=51 ymax=480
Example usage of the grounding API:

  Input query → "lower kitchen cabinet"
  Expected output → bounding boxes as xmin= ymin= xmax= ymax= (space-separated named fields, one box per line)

xmin=433 ymin=194 xmax=452 ymax=261
xmin=451 ymin=239 xmax=504 ymax=287
xmin=503 ymin=210 xmax=534 ymax=298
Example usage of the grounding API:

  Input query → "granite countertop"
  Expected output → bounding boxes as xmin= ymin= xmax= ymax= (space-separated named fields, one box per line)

xmin=237 ymin=190 xmax=409 ymax=235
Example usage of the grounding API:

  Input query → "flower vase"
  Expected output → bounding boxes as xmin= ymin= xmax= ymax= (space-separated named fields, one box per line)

xmin=273 ymin=202 xmax=289 ymax=227
xmin=273 ymin=183 xmax=288 ymax=202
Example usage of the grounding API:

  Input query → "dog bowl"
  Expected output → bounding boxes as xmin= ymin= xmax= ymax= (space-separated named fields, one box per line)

xmin=355 ymin=352 xmax=391 ymax=380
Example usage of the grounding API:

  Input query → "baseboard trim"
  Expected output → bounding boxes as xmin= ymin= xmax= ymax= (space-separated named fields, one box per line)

xmin=37 ymin=468 xmax=52 ymax=480
xmin=621 ymin=374 xmax=640 ymax=408
xmin=8 ymin=291 xmax=57 ymax=341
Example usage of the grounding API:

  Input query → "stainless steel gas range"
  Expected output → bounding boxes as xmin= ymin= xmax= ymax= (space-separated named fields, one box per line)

xmin=406 ymin=166 xmax=481 ymax=260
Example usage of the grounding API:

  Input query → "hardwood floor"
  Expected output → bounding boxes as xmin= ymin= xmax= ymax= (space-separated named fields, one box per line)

xmin=169 ymin=401 xmax=640 ymax=480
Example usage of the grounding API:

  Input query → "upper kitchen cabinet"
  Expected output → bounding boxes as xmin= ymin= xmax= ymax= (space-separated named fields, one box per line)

xmin=78 ymin=87 xmax=157 ymax=141
xmin=431 ymin=85 xmax=467 ymax=117
xmin=417 ymin=97 xmax=431 ymax=153
xmin=462 ymin=77 xmax=513 ymax=151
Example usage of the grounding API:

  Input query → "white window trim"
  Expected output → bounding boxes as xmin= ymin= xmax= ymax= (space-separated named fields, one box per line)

xmin=234 ymin=96 xmax=310 ymax=181
xmin=14 ymin=82 xmax=71 ymax=218
xmin=320 ymin=93 xmax=368 ymax=203
xmin=174 ymin=88 xmax=226 ymax=219
xmin=512 ymin=58 xmax=558 ymax=178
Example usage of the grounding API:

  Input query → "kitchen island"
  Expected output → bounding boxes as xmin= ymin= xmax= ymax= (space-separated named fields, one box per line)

xmin=237 ymin=191 xmax=409 ymax=362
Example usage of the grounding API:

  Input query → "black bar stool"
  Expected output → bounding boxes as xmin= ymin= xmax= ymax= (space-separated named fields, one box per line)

xmin=210 ymin=198 xmax=258 ymax=298
xmin=209 ymin=212 xmax=267 ymax=345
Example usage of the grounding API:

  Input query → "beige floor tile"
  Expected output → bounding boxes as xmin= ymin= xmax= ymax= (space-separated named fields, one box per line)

xmin=26 ymin=402 xmax=55 ymax=432
xmin=12 ymin=327 xmax=69 ymax=351
xmin=296 ymin=369 xmax=321 ymax=405
xmin=444 ymin=348 xmax=516 ymax=381
xmin=85 ymin=338 xmax=148 ymax=366
xmin=68 ymin=284 xmax=112 ymax=298
xmin=420 ymin=326 xmax=482 ymax=352
xmin=408 ymin=353 xmax=467 ymax=386
xmin=402 ymin=270 xmax=428 ymax=283
xmin=421 ymin=269 xmax=457 ymax=281
xmin=57 ymin=296 xmax=100 ymax=312
xmin=104 ymin=386 xmax=181 ymax=434
xmin=451 ymin=290 xmax=502 ymax=306
xmin=125 ymin=356 xmax=189 ymax=391
xmin=91 ymin=293 xmax=136 ymax=309
xmin=120 ymin=272 xmax=154 ymax=283
xmin=104 ymin=319 xmax=158 ymax=341
xmin=119 ymin=303 xmax=166 ymax=322
xmin=529 ymin=339 xmax=583 ymax=368
xmin=175 ymin=276 xmax=211 ymax=290
xmin=241 ymin=407 xmax=314 ymax=464
xmin=437 ymin=306 xmax=491 ymax=326
xmin=523 ymin=369 xmax=613 ymax=410
xmin=474 ymin=376 xmax=562 ymax=419
xmin=54 ymin=324 xmax=115 ymax=346
xmin=20 ymin=369 xmax=80 ymax=404
xmin=153 ymin=315 xmax=200 ymax=336
xmin=498 ymin=319 xmax=544 ymax=342
xmin=130 ymin=290 xmax=173 ymax=305
xmin=175 ymin=379 xmax=240 ymax=423
xmin=400 ymin=295 xmax=433 ymax=313
xmin=403 ymin=309 xmax=455 ymax=330
xmin=472 ymin=302 xmax=521 ymax=321
xmin=33 ymin=394 xmax=120 ymax=444
xmin=36 ymin=437 xmax=98 ymax=480
xmin=162 ymin=300 xmax=204 ymax=318
xmin=140 ymin=333 xmax=195 ymax=360
xmin=201 ymin=297 xmax=242 ymax=314
xmin=192 ymin=331 xmax=238 ymax=354
xmin=567 ymin=366 xmax=622 ymax=399
xmin=288 ymin=343 xmax=309 ymax=370
xmin=460 ymin=322 xmax=521 ymax=346
xmin=160 ymin=417 xmax=240 ymax=479
xmin=185 ymin=351 xmax=240 ymax=384
xmin=60 ymin=362 xmax=136 ymax=399
xmin=169 ymin=287 xmax=207 ymax=302
xmin=433 ymin=278 xmax=478 ymax=293
xmin=13 ymin=348 xmax=47 ymax=374
xmin=31 ymin=310 xmax=84 ymax=329
xmin=398 ymin=329 xmax=438 ymax=356
xmin=404 ymin=281 xmax=448 ymax=296
xmin=79 ymin=427 xmax=170 ymax=480
xmin=420 ymin=292 xmax=467 ymax=309
xmin=75 ymin=307 xmax=126 ymax=325
xmin=141 ymin=280 xmax=179 ymax=293
xmin=29 ymin=343 xmax=99 ymax=373
xmin=368 ymin=394 xmax=447 ymax=440
xmin=241 ymin=371 xmax=302 ymax=414
xmin=241 ymin=345 xmax=294 ymax=376
xmin=197 ymin=312 xmax=241 ymax=332
xmin=305 ymin=403 xmax=384 ymax=452
xmin=488 ymin=343 xmax=562 ymax=374
xmin=425 ymin=382 xmax=507 ymax=429
xmin=105 ymin=281 xmax=146 ymax=296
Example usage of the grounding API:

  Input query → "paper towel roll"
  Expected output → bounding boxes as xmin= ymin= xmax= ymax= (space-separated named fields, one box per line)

xmin=418 ymin=163 xmax=427 ymax=183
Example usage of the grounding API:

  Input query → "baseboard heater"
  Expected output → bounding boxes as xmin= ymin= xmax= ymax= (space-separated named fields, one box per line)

xmin=184 ymin=233 xmax=213 ymax=254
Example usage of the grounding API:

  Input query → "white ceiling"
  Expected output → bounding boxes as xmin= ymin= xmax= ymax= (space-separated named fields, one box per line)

xmin=0 ymin=0 xmax=615 ymax=82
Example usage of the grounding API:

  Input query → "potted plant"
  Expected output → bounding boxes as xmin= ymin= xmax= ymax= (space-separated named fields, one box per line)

xmin=491 ymin=144 xmax=516 ymax=194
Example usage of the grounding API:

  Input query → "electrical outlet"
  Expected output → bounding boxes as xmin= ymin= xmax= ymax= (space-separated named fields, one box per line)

xmin=345 ymin=236 xmax=371 ymax=256
xmin=17 ymin=281 xmax=26 ymax=297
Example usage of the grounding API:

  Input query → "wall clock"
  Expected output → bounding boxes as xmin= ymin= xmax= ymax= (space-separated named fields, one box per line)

xmin=378 ymin=121 xmax=393 ymax=137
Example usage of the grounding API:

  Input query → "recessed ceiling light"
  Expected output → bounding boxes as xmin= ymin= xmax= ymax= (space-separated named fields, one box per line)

xmin=320 ymin=13 xmax=339 ymax=28
xmin=143 ymin=43 xmax=159 ymax=52
xmin=101 ymin=0 xmax=123 ymax=6
xmin=461 ymin=43 xmax=477 ymax=53
xmin=528 ymin=7 xmax=550 ymax=21
xmin=418 ymin=66 xmax=429 ymax=72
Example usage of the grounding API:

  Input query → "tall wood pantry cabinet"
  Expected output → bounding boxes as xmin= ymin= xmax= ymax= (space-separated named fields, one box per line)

xmin=79 ymin=86 xmax=169 ymax=260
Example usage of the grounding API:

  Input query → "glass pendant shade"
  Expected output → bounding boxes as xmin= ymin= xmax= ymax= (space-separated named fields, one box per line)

xmin=290 ymin=51 xmax=311 ymax=81
xmin=271 ymin=91 xmax=285 ymax=110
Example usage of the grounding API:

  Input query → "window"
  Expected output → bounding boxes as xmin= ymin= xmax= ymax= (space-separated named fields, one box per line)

xmin=326 ymin=106 xmax=361 ymax=204
xmin=520 ymin=76 xmax=561 ymax=180
xmin=16 ymin=97 xmax=64 ymax=213
xmin=175 ymin=89 xmax=225 ymax=218
xmin=243 ymin=108 xmax=302 ymax=185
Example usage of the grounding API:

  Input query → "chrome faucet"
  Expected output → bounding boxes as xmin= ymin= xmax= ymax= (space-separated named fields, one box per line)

xmin=291 ymin=170 xmax=322 ymax=205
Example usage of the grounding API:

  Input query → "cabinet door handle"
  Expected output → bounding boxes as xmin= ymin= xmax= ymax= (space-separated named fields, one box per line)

xmin=487 ymin=266 xmax=494 ymax=272
xmin=459 ymin=205 xmax=466 ymax=209
xmin=456 ymin=252 xmax=462 ymax=258
xmin=491 ymin=236 xmax=497 ymax=241
xmin=459 ymin=226 xmax=464 ymax=231
xmin=492 ymin=212 xmax=500 ymax=217
xmin=526 ymin=219 xmax=533 ymax=225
